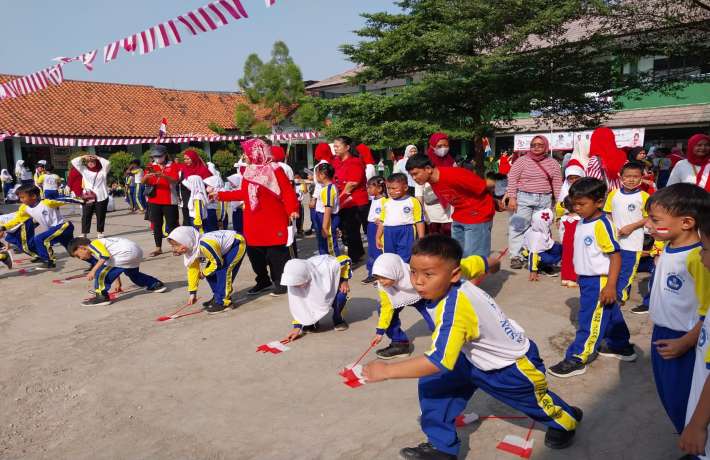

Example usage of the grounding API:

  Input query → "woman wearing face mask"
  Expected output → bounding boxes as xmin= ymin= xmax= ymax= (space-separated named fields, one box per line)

xmin=505 ymin=136 xmax=563 ymax=269
xmin=667 ymin=134 xmax=710 ymax=187
xmin=142 ymin=145 xmax=181 ymax=256
xmin=427 ymin=133 xmax=456 ymax=168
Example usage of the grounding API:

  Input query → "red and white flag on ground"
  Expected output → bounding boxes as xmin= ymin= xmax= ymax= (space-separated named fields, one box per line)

xmin=338 ymin=364 xmax=367 ymax=388
xmin=159 ymin=118 xmax=168 ymax=137
xmin=256 ymin=341 xmax=290 ymax=354
xmin=496 ymin=435 xmax=535 ymax=459
xmin=455 ymin=412 xmax=480 ymax=427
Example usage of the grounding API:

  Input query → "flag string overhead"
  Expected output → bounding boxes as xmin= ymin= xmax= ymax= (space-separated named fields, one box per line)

xmin=0 ymin=0 xmax=259 ymax=101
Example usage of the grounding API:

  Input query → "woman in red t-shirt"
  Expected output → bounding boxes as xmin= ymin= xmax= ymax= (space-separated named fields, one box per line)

xmin=332 ymin=136 xmax=369 ymax=263
xmin=214 ymin=139 xmax=299 ymax=295
xmin=142 ymin=145 xmax=180 ymax=256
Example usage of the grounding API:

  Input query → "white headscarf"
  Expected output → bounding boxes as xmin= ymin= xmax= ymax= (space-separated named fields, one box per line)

xmin=523 ymin=208 xmax=555 ymax=253
xmin=203 ymin=174 xmax=224 ymax=190
xmin=558 ymin=164 xmax=585 ymax=204
xmin=1 ymin=169 xmax=11 ymax=181
xmin=571 ymin=138 xmax=591 ymax=168
xmin=405 ymin=145 xmax=418 ymax=158
xmin=167 ymin=226 xmax=202 ymax=267
xmin=281 ymin=255 xmax=342 ymax=326
xmin=207 ymin=162 xmax=221 ymax=178
xmin=372 ymin=253 xmax=421 ymax=309
xmin=182 ymin=175 xmax=209 ymax=218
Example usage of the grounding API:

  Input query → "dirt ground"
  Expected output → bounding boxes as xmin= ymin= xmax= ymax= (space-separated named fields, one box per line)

xmin=0 ymin=202 xmax=682 ymax=459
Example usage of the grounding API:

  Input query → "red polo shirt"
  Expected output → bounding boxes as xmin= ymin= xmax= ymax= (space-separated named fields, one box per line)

xmin=144 ymin=162 xmax=180 ymax=205
xmin=332 ymin=156 xmax=369 ymax=208
xmin=430 ymin=167 xmax=495 ymax=224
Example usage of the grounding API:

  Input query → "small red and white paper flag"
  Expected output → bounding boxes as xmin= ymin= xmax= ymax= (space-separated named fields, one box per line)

xmin=265 ymin=0 xmax=277 ymax=7
xmin=455 ymin=412 xmax=480 ymax=427
xmin=496 ymin=435 xmax=535 ymax=459
xmin=338 ymin=364 xmax=367 ymax=388
xmin=256 ymin=341 xmax=290 ymax=354
xmin=159 ymin=118 xmax=168 ymax=137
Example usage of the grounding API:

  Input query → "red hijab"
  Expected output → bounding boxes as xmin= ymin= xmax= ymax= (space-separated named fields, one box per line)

xmin=271 ymin=145 xmax=287 ymax=163
xmin=68 ymin=167 xmax=83 ymax=196
xmin=180 ymin=149 xmax=211 ymax=179
xmin=314 ymin=143 xmax=334 ymax=163
xmin=355 ymin=144 xmax=375 ymax=165
xmin=589 ymin=127 xmax=627 ymax=183
xmin=529 ymin=135 xmax=550 ymax=161
xmin=427 ymin=132 xmax=455 ymax=167
xmin=687 ymin=134 xmax=710 ymax=166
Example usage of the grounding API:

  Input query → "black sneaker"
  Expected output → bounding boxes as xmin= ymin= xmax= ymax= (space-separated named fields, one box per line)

xmin=146 ymin=281 xmax=167 ymax=293
xmin=202 ymin=297 xmax=215 ymax=307
xmin=334 ymin=321 xmax=349 ymax=331
xmin=399 ymin=442 xmax=456 ymax=460
xmin=205 ymin=303 xmax=227 ymax=314
xmin=81 ymin=294 xmax=111 ymax=307
xmin=247 ymin=283 xmax=272 ymax=295
xmin=361 ymin=275 xmax=377 ymax=285
xmin=540 ymin=266 xmax=558 ymax=277
xmin=598 ymin=343 xmax=637 ymax=362
xmin=36 ymin=260 xmax=56 ymax=271
xmin=269 ymin=286 xmax=287 ymax=297
xmin=376 ymin=342 xmax=412 ymax=360
xmin=544 ymin=406 xmax=582 ymax=449
xmin=630 ymin=304 xmax=649 ymax=314
xmin=0 ymin=252 xmax=12 ymax=270
xmin=30 ymin=257 xmax=42 ymax=263
xmin=302 ymin=322 xmax=320 ymax=334
xmin=510 ymin=257 xmax=525 ymax=269
xmin=548 ymin=359 xmax=586 ymax=378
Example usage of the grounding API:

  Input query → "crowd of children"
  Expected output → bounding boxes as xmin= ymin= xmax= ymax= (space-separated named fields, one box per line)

xmin=0 ymin=135 xmax=709 ymax=460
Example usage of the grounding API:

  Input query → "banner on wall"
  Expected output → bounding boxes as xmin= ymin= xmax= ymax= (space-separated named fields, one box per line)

xmin=573 ymin=128 xmax=645 ymax=149
xmin=515 ymin=127 xmax=646 ymax=152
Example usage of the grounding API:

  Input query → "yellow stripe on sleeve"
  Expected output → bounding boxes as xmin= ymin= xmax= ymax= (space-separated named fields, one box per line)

xmin=89 ymin=240 xmax=111 ymax=259
xmin=688 ymin=248 xmax=710 ymax=318
xmin=603 ymin=189 xmax=616 ymax=213
xmin=460 ymin=255 xmax=486 ymax=279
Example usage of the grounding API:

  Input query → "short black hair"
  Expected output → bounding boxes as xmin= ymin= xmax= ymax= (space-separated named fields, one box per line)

xmin=315 ymin=162 xmax=335 ymax=179
xmin=405 ymin=154 xmax=433 ymax=171
xmin=16 ymin=184 xmax=41 ymax=198
xmin=568 ymin=177 xmax=607 ymax=202
xmin=386 ymin=173 xmax=408 ymax=185
xmin=68 ymin=237 xmax=92 ymax=255
xmin=129 ymin=159 xmax=141 ymax=166
xmin=621 ymin=161 xmax=645 ymax=175
xmin=646 ymin=183 xmax=710 ymax=229
xmin=333 ymin=136 xmax=352 ymax=148
xmin=412 ymin=235 xmax=462 ymax=265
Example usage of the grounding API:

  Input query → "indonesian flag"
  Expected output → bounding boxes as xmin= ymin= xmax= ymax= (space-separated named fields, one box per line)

xmin=338 ymin=364 xmax=367 ymax=388
xmin=265 ymin=0 xmax=276 ymax=6
xmin=256 ymin=341 xmax=290 ymax=354
xmin=159 ymin=118 xmax=168 ymax=137
xmin=496 ymin=435 xmax=535 ymax=459
xmin=483 ymin=136 xmax=493 ymax=157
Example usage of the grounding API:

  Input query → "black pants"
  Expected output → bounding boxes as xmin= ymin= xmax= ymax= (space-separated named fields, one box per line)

xmin=179 ymin=184 xmax=192 ymax=226
xmin=81 ymin=198 xmax=109 ymax=234
xmin=148 ymin=203 xmax=179 ymax=248
xmin=338 ymin=205 xmax=368 ymax=263
xmin=246 ymin=245 xmax=291 ymax=288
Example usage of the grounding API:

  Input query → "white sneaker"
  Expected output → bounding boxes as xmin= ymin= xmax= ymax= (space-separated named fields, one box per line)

xmin=97 ymin=233 xmax=105 ymax=238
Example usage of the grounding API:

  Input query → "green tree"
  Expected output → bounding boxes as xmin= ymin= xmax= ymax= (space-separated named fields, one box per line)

xmin=330 ymin=0 xmax=709 ymax=168
xmin=234 ymin=103 xmax=257 ymax=132
xmin=107 ymin=151 xmax=134 ymax=185
xmin=212 ymin=150 xmax=237 ymax=176
xmin=292 ymin=100 xmax=327 ymax=131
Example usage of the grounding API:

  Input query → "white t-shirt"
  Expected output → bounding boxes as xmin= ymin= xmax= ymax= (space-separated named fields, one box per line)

xmin=367 ymin=197 xmax=385 ymax=223
xmin=71 ymin=156 xmax=110 ymax=202
xmin=603 ymin=188 xmax=649 ymax=252
xmin=394 ymin=158 xmax=416 ymax=187
xmin=276 ymin=162 xmax=294 ymax=182
xmin=667 ymin=159 xmax=702 ymax=186
xmin=425 ymin=281 xmax=530 ymax=371
xmin=39 ymin=173 xmax=61 ymax=191
xmin=573 ymin=215 xmax=620 ymax=276
xmin=89 ymin=237 xmax=143 ymax=268
xmin=202 ymin=230 xmax=238 ymax=255
xmin=415 ymin=183 xmax=452 ymax=224
xmin=365 ymin=163 xmax=377 ymax=181
xmin=315 ymin=183 xmax=339 ymax=214
xmin=380 ymin=196 xmax=423 ymax=226
xmin=650 ymin=243 xmax=710 ymax=332
xmin=686 ymin=313 xmax=710 ymax=460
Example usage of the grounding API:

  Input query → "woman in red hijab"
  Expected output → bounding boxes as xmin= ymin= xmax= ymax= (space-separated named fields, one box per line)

xmin=215 ymin=139 xmax=299 ymax=296
xmin=356 ymin=143 xmax=377 ymax=180
xmin=427 ymin=132 xmax=456 ymax=167
xmin=314 ymin=143 xmax=334 ymax=164
xmin=667 ymin=134 xmax=710 ymax=188
xmin=585 ymin=127 xmax=628 ymax=190
xmin=178 ymin=149 xmax=212 ymax=225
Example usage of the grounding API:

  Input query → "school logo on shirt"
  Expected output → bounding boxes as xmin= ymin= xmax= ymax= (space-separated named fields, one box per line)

xmin=666 ymin=274 xmax=683 ymax=291
xmin=584 ymin=236 xmax=593 ymax=246
xmin=403 ymin=206 xmax=411 ymax=214
xmin=700 ymin=326 xmax=708 ymax=348
xmin=375 ymin=208 xmax=381 ymax=214
xmin=627 ymin=204 xmax=636 ymax=212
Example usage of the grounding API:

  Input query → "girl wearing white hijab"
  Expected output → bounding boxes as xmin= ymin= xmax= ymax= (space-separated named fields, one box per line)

xmin=15 ymin=160 xmax=33 ymax=185
xmin=281 ymin=253 xmax=352 ymax=342
xmin=1 ymin=168 xmax=14 ymax=202
xmin=522 ymin=209 xmax=561 ymax=281
xmin=393 ymin=145 xmax=418 ymax=190
xmin=182 ymin=175 xmax=212 ymax=233
xmin=167 ymin=226 xmax=247 ymax=314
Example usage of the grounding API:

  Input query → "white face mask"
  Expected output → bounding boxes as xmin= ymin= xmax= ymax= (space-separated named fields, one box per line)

xmin=434 ymin=147 xmax=449 ymax=157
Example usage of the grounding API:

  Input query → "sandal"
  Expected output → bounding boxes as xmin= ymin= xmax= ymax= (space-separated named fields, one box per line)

xmin=149 ymin=249 xmax=163 ymax=257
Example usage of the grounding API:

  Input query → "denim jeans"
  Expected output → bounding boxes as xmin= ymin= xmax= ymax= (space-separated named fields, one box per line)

xmin=508 ymin=191 xmax=553 ymax=259
xmin=451 ymin=220 xmax=492 ymax=258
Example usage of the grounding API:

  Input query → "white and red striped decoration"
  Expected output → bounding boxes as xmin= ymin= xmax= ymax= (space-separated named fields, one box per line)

xmin=80 ymin=50 xmax=98 ymax=71
xmin=265 ymin=0 xmax=277 ymax=7
xmin=0 ymin=64 xmax=65 ymax=101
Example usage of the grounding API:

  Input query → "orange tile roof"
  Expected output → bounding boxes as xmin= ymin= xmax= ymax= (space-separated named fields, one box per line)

xmin=0 ymin=74 xmax=270 ymax=137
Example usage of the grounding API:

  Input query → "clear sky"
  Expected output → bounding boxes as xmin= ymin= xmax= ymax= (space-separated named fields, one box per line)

xmin=0 ymin=0 xmax=400 ymax=91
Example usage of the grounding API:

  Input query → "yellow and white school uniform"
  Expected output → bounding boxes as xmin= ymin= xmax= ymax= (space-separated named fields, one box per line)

xmin=0 ymin=212 xmax=37 ymax=257
xmin=686 ymin=312 xmax=710 ymax=460
xmin=604 ymin=188 xmax=649 ymax=301
xmin=379 ymin=196 xmax=423 ymax=262
xmin=88 ymin=237 xmax=162 ymax=296
xmin=366 ymin=196 xmax=386 ymax=275
xmin=37 ymin=173 xmax=62 ymax=199
xmin=314 ymin=182 xmax=340 ymax=256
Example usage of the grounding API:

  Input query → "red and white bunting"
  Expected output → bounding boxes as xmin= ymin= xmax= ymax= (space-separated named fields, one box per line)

xmin=0 ymin=64 xmax=64 ymax=101
xmin=80 ymin=50 xmax=98 ymax=71
xmin=265 ymin=0 xmax=277 ymax=7
xmin=13 ymin=131 xmax=321 ymax=147
xmin=103 ymin=41 xmax=121 ymax=63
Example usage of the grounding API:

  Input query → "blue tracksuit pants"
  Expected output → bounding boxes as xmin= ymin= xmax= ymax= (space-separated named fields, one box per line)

xmin=204 ymin=209 xmax=220 ymax=233
xmin=619 ymin=249 xmax=641 ymax=302
xmin=232 ymin=208 xmax=244 ymax=233
xmin=94 ymin=265 xmax=161 ymax=296
xmin=380 ymin=299 xmax=435 ymax=343
xmin=565 ymin=274 xmax=632 ymax=363
xmin=205 ymin=241 xmax=246 ymax=306
xmin=331 ymin=291 xmax=348 ymax=325
xmin=34 ymin=221 xmax=74 ymax=262
xmin=528 ymin=242 xmax=562 ymax=272
xmin=384 ymin=224 xmax=415 ymax=262
xmin=313 ymin=211 xmax=340 ymax=256
xmin=366 ymin=221 xmax=382 ymax=276
xmin=420 ymin=341 xmax=578 ymax=456
xmin=4 ymin=220 xmax=38 ymax=257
